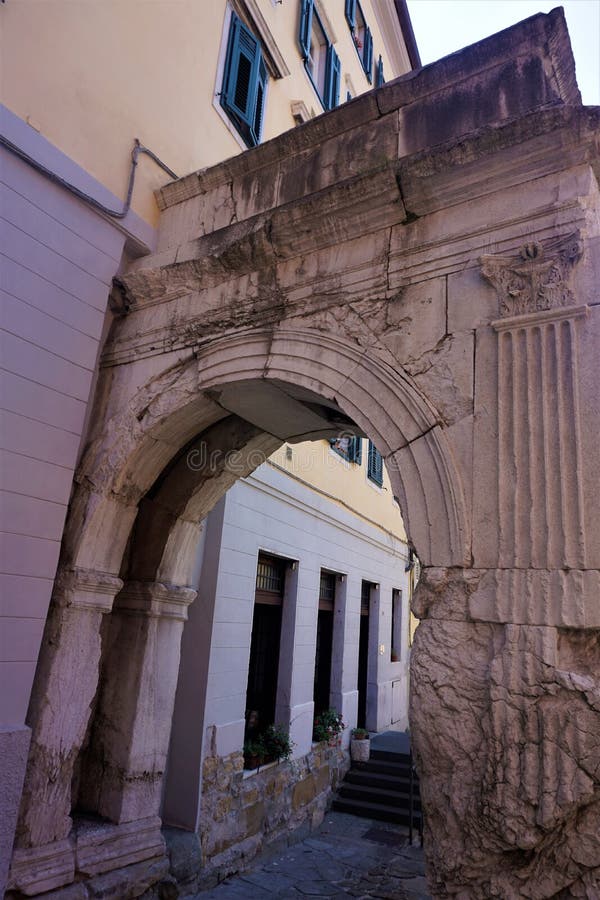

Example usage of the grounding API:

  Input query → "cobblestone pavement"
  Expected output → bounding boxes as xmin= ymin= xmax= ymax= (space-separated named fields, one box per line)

xmin=194 ymin=812 xmax=431 ymax=899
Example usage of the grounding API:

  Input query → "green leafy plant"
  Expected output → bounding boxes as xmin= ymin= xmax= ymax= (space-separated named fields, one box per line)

xmin=243 ymin=737 xmax=266 ymax=769
xmin=351 ymin=728 xmax=369 ymax=740
xmin=262 ymin=724 xmax=294 ymax=761
xmin=313 ymin=708 xmax=345 ymax=743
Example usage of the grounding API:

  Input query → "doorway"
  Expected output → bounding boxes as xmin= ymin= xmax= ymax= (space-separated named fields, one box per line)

xmin=245 ymin=553 xmax=287 ymax=737
xmin=357 ymin=579 xmax=372 ymax=729
xmin=314 ymin=570 xmax=336 ymax=713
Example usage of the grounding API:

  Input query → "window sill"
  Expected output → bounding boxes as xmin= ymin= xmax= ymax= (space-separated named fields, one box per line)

xmin=242 ymin=758 xmax=280 ymax=778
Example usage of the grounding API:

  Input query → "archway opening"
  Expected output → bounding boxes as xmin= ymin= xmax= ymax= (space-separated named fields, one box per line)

xmin=70 ymin=374 xmax=420 ymax=858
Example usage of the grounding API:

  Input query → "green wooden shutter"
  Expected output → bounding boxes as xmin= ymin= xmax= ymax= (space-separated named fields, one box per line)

xmin=252 ymin=56 xmax=268 ymax=144
xmin=325 ymin=44 xmax=341 ymax=110
xmin=368 ymin=440 xmax=383 ymax=486
xmin=349 ymin=437 xmax=362 ymax=464
xmin=364 ymin=27 xmax=373 ymax=82
xmin=299 ymin=0 xmax=314 ymax=59
xmin=376 ymin=54 xmax=384 ymax=87
xmin=345 ymin=0 xmax=356 ymax=30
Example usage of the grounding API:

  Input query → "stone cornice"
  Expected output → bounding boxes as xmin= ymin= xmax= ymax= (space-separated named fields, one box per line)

xmin=119 ymin=107 xmax=598 ymax=318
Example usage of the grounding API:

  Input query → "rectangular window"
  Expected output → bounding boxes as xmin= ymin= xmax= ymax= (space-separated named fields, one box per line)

xmin=255 ymin=553 xmax=286 ymax=602
xmin=367 ymin=440 xmax=383 ymax=486
xmin=319 ymin=570 xmax=336 ymax=609
xmin=299 ymin=0 xmax=341 ymax=109
xmin=329 ymin=435 xmax=362 ymax=463
xmin=221 ymin=12 xmax=268 ymax=147
xmin=360 ymin=579 xmax=372 ymax=616
xmin=391 ymin=589 xmax=402 ymax=661
xmin=345 ymin=0 xmax=373 ymax=82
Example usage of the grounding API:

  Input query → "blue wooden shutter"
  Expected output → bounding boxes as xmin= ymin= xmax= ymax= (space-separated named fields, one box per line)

xmin=325 ymin=44 xmax=341 ymax=110
xmin=376 ymin=54 xmax=384 ymax=87
xmin=364 ymin=27 xmax=373 ymax=82
xmin=223 ymin=15 xmax=261 ymax=129
xmin=345 ymin=0 xmax=356 ymax=29
xmin=299 ymin=0 xmax=314 ymax=59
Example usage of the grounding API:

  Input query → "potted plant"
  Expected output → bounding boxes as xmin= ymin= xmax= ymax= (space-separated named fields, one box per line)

xmin=262 ymin=724 xmax=294 ymax=762
xmin=350 ymin=727 xmax=370 ymax=762
xmin=313 ymin=708 xmax=345 ymax=746
xmin=243 ymin=737 xmax=266 ymax=770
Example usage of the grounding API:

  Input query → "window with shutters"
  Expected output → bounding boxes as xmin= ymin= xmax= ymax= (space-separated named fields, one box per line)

xmin=345 ymin=0 xmax=373 ymax=83
xmin=298 ymin=0 xmax=341 ymax=110
xmin=367 ymin=439 xmax=383 ymax=487
xmin=328 ymin=435 xmax=362 ymax=463
xmin=221 ymin=12 xmax=268 ymax=148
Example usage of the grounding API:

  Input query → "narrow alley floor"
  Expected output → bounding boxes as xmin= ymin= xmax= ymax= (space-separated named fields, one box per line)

xmin=194 ymin=811 xmax=431 ymax=899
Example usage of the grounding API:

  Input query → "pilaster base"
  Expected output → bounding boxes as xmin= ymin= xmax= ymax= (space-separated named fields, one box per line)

xmin=7 ymin=839 xmax=74 ymax=896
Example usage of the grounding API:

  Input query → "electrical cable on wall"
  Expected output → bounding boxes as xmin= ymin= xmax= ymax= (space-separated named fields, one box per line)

xmin=0 ymin=134 xmax=178 ymax=219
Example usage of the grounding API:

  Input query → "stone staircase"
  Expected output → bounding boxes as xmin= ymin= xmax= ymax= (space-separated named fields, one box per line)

xmin=332 ymin=735 xmax=422 ymax=830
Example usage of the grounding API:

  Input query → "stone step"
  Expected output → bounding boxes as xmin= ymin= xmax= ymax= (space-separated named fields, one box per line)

xmin=338 ymin=781 xmax=422 ymax=810
xmin=345 ymin=769 xmax=421 ymax=798
xmin=353 ymin=758 xmax=417 ymax=778
xmin=369 ymin=748 xmax=412 ymax=764
xmin=331 ymin=796 xmax=423 ymax=826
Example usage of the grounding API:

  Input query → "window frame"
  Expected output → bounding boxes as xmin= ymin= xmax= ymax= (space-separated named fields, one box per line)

xmin=299 ymin=0 xmax=341 ymax=110
xmin=345 ymin=0 xmax=373 ymax=83
xmin=329 ymin=435 xmax=362 ymax=463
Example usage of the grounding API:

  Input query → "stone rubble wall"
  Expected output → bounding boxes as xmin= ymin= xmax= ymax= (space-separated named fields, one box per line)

xmin=197 ymin=743 xmax=349 ymax=886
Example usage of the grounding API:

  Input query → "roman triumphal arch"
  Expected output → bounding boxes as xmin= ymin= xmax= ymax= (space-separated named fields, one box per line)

xmin=9 ymin=10 xmax=600 ymax=898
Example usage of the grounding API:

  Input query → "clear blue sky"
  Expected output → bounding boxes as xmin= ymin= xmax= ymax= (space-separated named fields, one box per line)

xmin=406 ymin=1 xmax=600 ymax=105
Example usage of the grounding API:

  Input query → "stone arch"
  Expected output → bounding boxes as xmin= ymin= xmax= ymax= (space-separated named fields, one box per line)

xmin=67 ymin=326 xmax=469 ymax=580
xmin=18 ymin=324 xmax=468 ymax=852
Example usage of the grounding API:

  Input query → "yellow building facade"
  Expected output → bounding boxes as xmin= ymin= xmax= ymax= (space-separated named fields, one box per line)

xmin=2 ymin=0 xmax=417 ymax=225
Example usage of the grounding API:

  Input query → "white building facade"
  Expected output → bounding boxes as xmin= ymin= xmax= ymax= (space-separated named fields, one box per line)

xmin=163 ymin=444 xmax=412 ymax=852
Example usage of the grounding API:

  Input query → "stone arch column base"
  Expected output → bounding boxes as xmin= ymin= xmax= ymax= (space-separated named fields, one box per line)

xmin=6 ymin=816 xmax=165 ymax=897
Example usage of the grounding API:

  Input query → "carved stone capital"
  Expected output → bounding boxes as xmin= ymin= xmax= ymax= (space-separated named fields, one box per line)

xmin=480 ymin=232 xmax=582 ymax=319
xmin=114 ymin=581 xmax=197 ymax=620
xmin=53 ymin=567 xmax=124 ymax=614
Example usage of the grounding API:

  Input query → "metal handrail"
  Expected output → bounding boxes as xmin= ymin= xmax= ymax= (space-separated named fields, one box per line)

xmin=408 ymin=748 xmax=424 ymax=847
